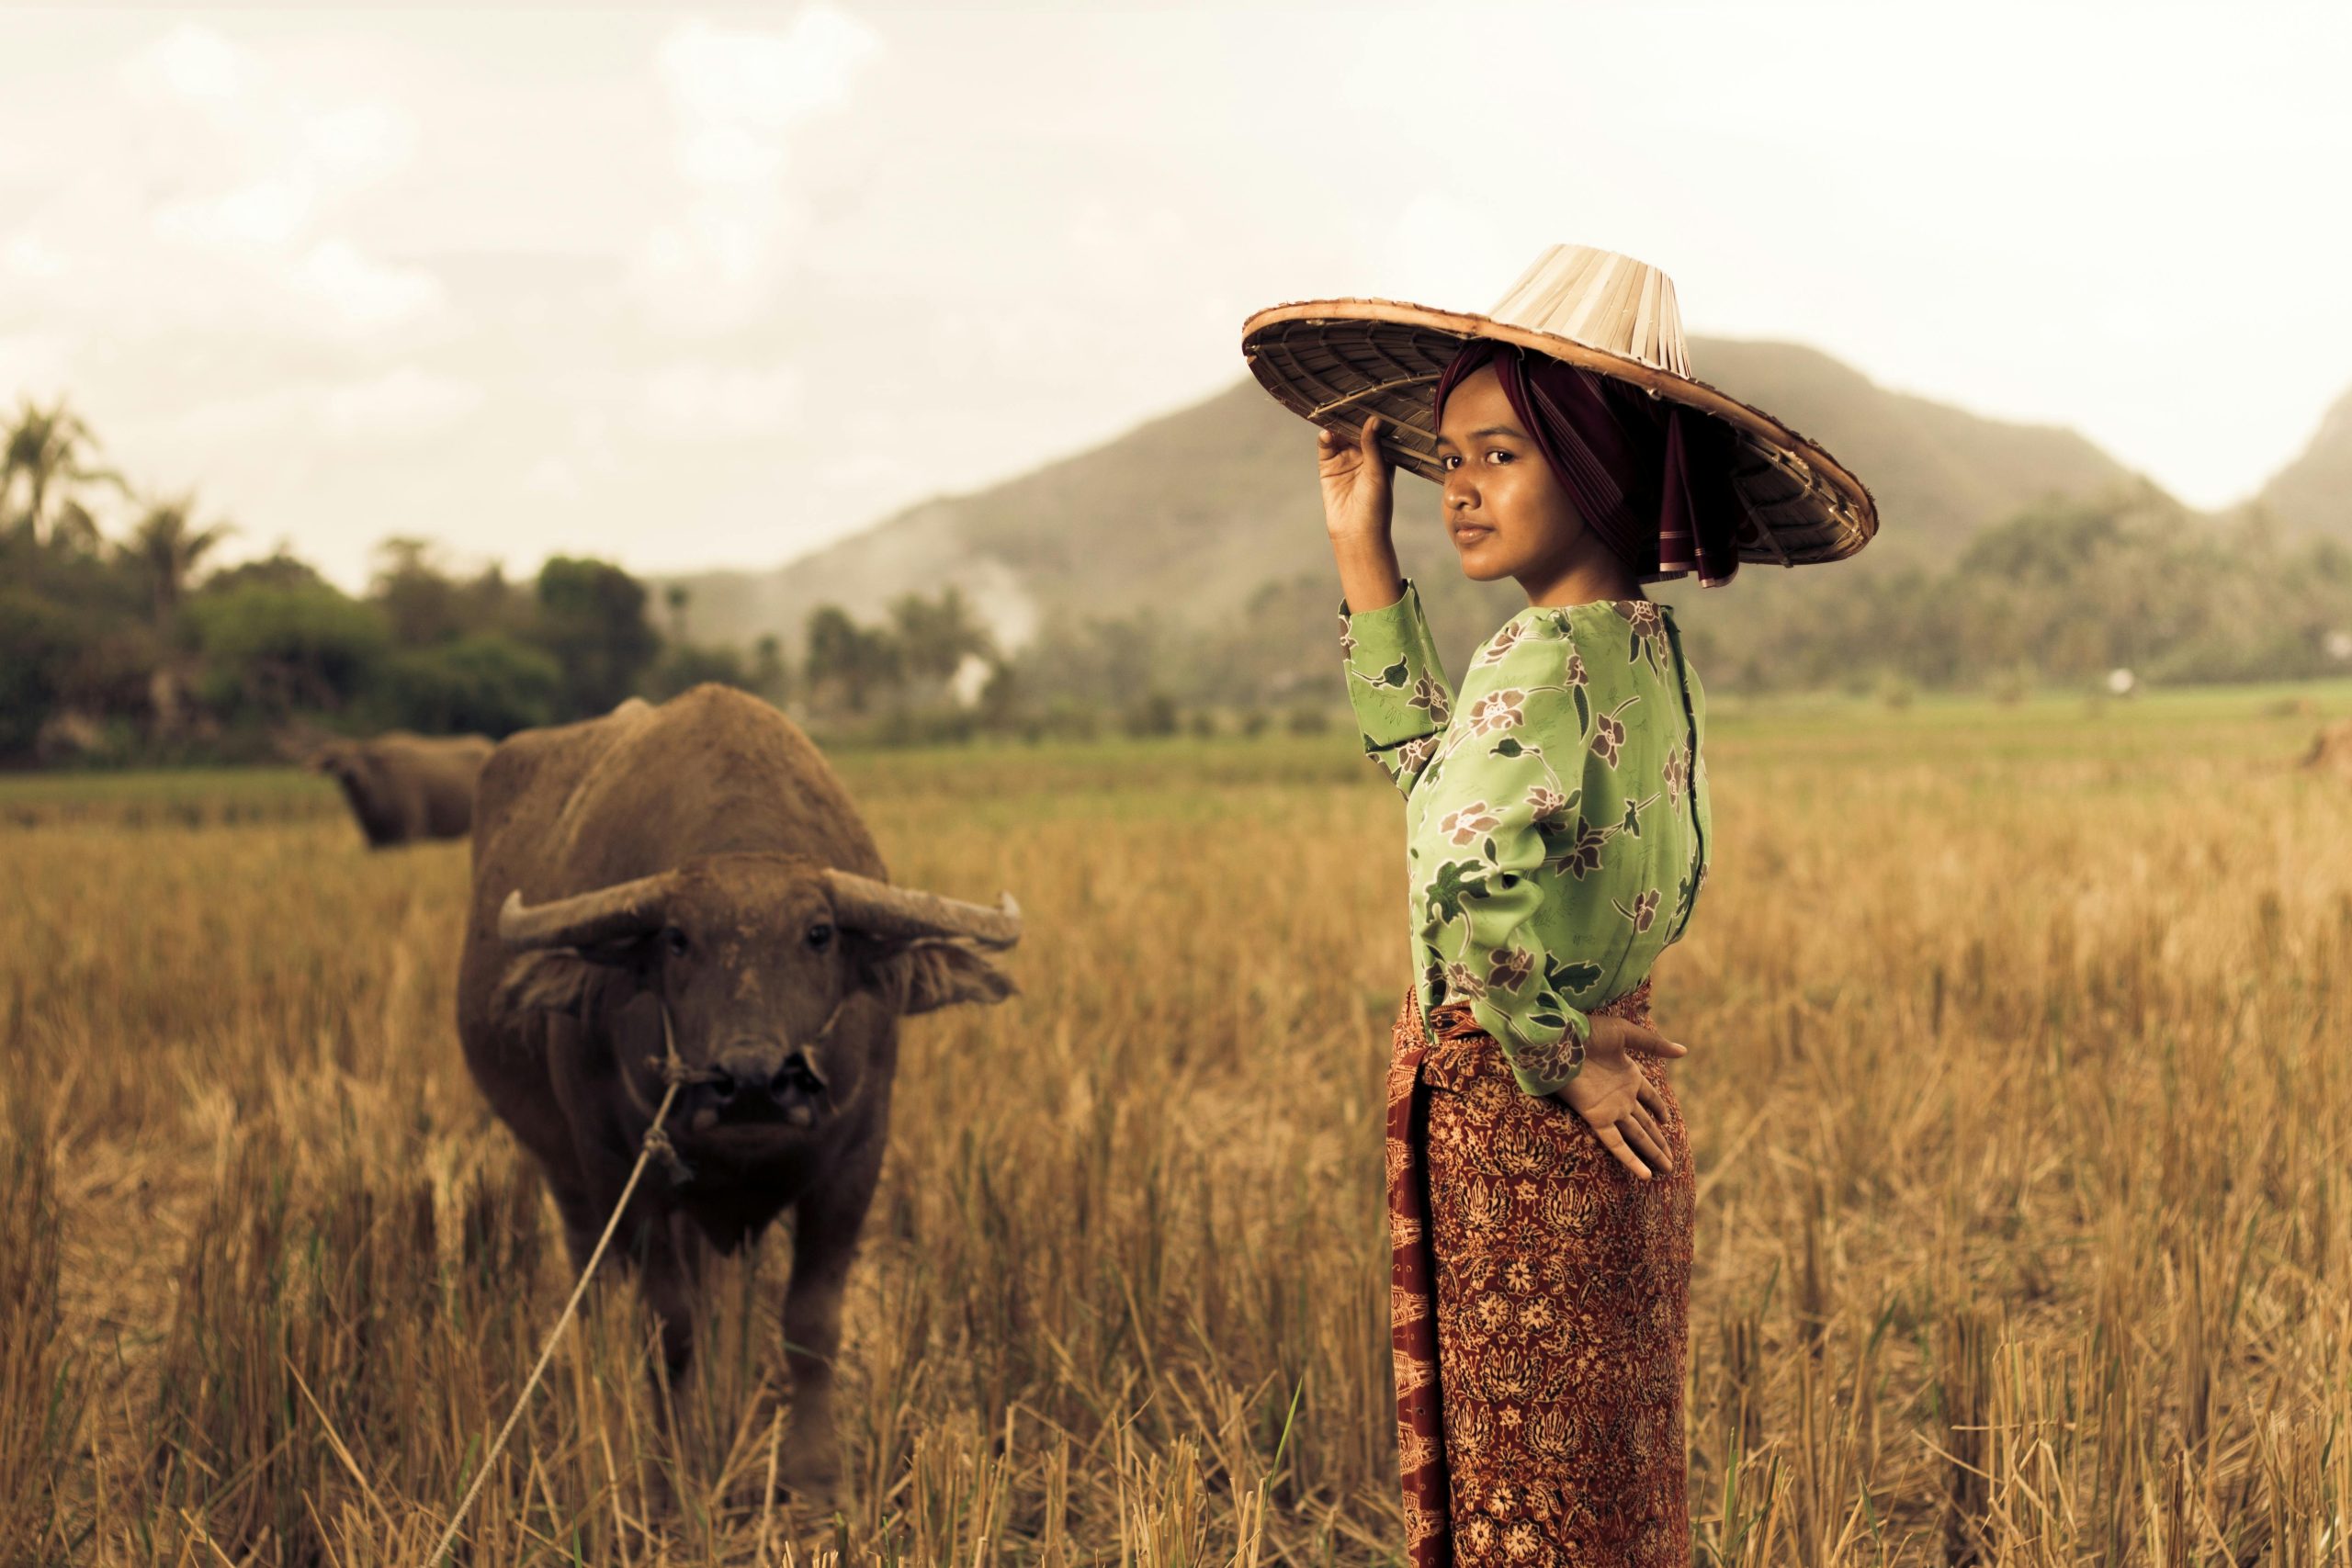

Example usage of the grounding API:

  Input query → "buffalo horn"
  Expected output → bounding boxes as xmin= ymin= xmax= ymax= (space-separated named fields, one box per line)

xmin=821 ymin=869 xmax=1022 ymax=950
xmin=497 ymin=873 xmax=680 ymax=951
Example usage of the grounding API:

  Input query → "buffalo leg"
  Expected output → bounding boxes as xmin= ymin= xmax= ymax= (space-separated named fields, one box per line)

xmin=547 ymin=1179 xmax=607 ymax=1276
xmin=640 ymin=1211 xmax=706 ymax=1392
xmin=777 ymin=1166 xmax=876 ymax=1504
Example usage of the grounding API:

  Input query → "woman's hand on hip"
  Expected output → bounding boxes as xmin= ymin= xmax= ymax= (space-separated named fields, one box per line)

xmin=1552 ymin=1019 xmax=1686 ymax=1181
xmin=1319 ymin=414 xmax=1395 ymax=543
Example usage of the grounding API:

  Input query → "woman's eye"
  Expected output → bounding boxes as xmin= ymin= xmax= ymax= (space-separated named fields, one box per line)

xmin=1440 ymin=454 xmax=1459 ymax=471
xmin=1486 ymin=448 xmax=1512 ymax=465
xmin=806 ymin=922 xmax=835 ymax=952
xmin=663 ymin=926 xmax=690 ymax=957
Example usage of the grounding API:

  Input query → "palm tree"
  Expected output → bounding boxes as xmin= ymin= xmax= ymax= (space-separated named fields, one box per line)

xmin=2 ymin=397 xmax=121 ymax=549
xmin=125 ymin=493 xmax=234 ymax=626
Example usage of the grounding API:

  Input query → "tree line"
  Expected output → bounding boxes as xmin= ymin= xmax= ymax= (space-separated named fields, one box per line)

xmin=10 ymin=392 xmax=2351 ymax=765
xmin=0 ymin=398 xmax=1069 ymax=764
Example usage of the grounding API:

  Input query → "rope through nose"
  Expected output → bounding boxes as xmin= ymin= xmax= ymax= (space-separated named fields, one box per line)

xmin=641 ymin=989 xmax=854 ymax=1094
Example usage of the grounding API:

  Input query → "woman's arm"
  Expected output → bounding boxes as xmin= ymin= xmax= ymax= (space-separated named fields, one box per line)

xmin=1321 ymin=414 xmax=1404 ymax=612
xmin=1324 ymin=415 xmax=1454 ymax=795
xmin=1340 ymin=581 xmax=1453 ymax=795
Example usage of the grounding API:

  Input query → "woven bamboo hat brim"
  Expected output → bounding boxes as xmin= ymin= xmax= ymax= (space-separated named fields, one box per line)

xmin=1242 ymin=243 xmax=1877 ymax=569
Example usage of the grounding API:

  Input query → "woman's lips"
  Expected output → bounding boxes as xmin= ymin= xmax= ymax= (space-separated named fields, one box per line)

xmin=1451 ymin=525 xmax=1494 ymax=547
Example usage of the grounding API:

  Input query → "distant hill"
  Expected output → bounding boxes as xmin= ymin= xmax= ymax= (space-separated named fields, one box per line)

xmin=670 ymin=336 xmax=2161 ymax=680
xmin=2257 ymin=383 xmax=2352 ymax=541
xmin=1692 ymin=340 xmax=2139 ymax=548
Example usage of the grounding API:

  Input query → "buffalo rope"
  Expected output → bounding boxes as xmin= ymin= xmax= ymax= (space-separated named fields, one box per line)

xmin=417 ymin=1002 xmax=695 ymax=1568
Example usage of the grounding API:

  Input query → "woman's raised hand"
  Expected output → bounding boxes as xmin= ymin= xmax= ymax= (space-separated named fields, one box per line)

xmin=1552 ymin=1018 xmax=1687 ymax=1181
xmin=1318 ymin=414 xmax=1395 ymax=543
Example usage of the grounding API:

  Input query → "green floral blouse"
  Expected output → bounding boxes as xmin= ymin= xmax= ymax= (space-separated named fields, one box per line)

xmin=1341 ymin=581 xmax=1712 ymax=1096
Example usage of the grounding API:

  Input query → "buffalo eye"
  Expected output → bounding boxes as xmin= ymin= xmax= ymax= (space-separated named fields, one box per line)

xmin=662 ymin=925 xmax=690 ymax=958
xmin=805 ymin=921 xmax=835 ymax=953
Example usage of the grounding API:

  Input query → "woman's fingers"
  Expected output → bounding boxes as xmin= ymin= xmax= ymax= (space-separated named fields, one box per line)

xmin=1594 ymin=1122 xmax=1654 ymax=1181
xmin=1320 ymin=419 xmax=1385 ymax=482
xmin=1635 ymin=1077 xmax=1668 ymax=1122
xmin=1626 ymin=1105 xmax=1672 ymax=1173
xmin=1618 ymin=1106 xmax=1668 ymax=1173
xmin=1620 ymin=1021 xmax=1687 ymax=1059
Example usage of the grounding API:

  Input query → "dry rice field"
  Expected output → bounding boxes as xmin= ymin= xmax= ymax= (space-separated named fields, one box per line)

xmin=6 ymin=685 xmax=2352 ymax=1566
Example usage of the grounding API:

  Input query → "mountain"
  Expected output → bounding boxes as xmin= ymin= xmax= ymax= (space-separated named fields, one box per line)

xmin=1690 ymin=340 xmax=2140 ymax=547
xmin=669 ymin=337 xmax=2158 ymax=673
xmin=2256 ymin=383 xmax=2352 ymax=540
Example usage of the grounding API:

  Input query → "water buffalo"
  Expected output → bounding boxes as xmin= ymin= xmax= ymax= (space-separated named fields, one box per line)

xmin=455 ymin=683 xmax=1018 ymax=1502
xmin=2305 ymin=717 xmax=2352 ymax=777
xmin=309 ymin=731 xmax=493 ymax=848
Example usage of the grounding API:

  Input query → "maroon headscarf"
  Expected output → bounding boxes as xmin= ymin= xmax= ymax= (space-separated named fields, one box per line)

xmin=1431 ymin=339 xmax=1744 ymax=587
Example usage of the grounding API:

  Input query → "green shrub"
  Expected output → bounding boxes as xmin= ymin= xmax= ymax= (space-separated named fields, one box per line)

xmin=1120 ymin=691 xmax=1181 ymax=739
xmin=187 ymin=583 xmax=390 ymax=718
xmin=379 ymin=635 xmax=562 ymax=737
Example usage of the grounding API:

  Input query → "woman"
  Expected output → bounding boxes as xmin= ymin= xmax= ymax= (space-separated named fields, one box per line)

xmin=1241 ymin=245 xmax=1877 ymax=1566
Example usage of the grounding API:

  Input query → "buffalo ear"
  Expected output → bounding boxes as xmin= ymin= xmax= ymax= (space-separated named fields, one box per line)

xmin=492 ymin=950 xmax=601 ymax=1021
xmin=863 ymin=940 xmax=1015 ymax=1016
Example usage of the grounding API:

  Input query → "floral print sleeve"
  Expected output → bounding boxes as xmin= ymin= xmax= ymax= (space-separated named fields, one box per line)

xmin=1339 ymin=579 xmax=1452 ymax=796
xmin=1420 ymin=629 xmax=1603 ymax=1095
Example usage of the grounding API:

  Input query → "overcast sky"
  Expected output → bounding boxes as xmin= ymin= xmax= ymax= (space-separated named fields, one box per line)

xmin=3 ymin=2 xmax=2348 ymax=589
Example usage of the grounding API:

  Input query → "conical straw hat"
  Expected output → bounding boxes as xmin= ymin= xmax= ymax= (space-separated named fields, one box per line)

xmin=1242 ymin=243 xmax=1877 ymax=568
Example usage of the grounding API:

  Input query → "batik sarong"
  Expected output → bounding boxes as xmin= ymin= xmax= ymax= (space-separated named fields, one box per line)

xmin=1386 ymin=983 xmax=1694 ymax=1567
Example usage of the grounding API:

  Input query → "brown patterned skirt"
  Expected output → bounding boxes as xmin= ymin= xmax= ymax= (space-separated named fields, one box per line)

xmin=1386 ymin=984 xmax=1695 ymax=1568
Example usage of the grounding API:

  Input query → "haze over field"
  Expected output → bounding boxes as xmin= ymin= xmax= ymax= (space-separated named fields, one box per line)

xmin=3 ymin=2 xmax=2351 ymax=589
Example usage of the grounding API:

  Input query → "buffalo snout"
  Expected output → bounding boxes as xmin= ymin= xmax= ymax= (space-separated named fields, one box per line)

xmin=691 ymin=1039 xmax=829 ymax=1130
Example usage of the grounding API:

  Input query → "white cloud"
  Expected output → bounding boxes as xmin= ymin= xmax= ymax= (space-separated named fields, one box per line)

xmin=4 ymin=234 xmax=65 ymax=279
xmin=300 ymin=101 xmax=413 ymax=188
xmin=134 ymin=386 xmax=313 ymax=467
xmin=153 ymin=176 xmax=309 ymax=250
xmin=121 ymin=22 xmax=262 ymax=107
xmin=123 ymin=369 xmax=482 ymax=486
xmin=110 ymin=24 xmax=438 ymax=337
xmin=147 ymin=91 xmax=413 ymax=256
xmin=1068 ymin=201 xmax=1188 ymax=259
xmin=635 ymin=6 xmax=881 ymax=330
xmin=0 ymin=332 xmax=71 ymax=400
xmin=296 ymin=241 xmax=445 ymax=335
xmin=641 ymin=362 xmax=805 ymax=439
xmin=521 ymin=456 xmax=583 ymax=500
xmin=319 ymin=367 xmax=484 ymax=442
xmin=663 ymin=8 xmax=876 ymax=175
xmin=1374 ymin=194 xmax=1536 ymax=316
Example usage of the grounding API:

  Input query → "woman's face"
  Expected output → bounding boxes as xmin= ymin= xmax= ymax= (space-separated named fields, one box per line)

xmin=1434 ymin=365 xmax=1586 ymax=584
